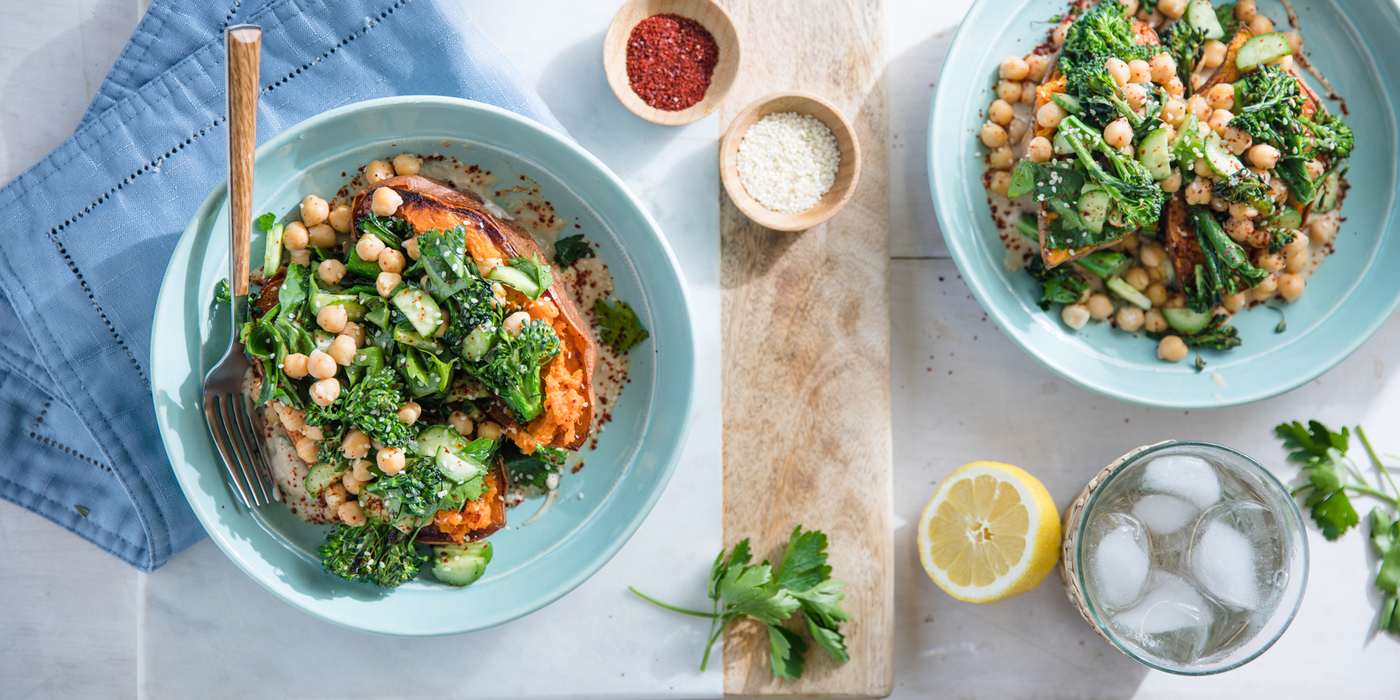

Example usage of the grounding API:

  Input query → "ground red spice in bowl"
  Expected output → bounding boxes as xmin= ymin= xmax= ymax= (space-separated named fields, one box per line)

xmin=625 ymin=14 xmax=719 ymax=112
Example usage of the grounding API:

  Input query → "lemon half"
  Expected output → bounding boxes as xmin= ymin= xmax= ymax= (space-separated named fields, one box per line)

xmin=918 ymin=461 xmax=1061 ymax=603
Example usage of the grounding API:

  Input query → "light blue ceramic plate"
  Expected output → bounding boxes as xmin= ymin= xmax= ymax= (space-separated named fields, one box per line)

xmin=930 ymin=0 xmax=1400 ymax=408
xmin=150 ymin=97 xmax=696 ymax=636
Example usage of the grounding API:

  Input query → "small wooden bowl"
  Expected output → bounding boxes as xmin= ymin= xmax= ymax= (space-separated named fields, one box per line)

xmin=719 ymin=92 xmax=862 ymax=232
xmin=603 ymin=0 xmax=741 ymax=125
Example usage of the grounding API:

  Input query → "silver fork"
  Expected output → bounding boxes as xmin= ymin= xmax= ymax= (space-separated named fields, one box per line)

xmin=203 ymin=25 xmax=273 ymax=509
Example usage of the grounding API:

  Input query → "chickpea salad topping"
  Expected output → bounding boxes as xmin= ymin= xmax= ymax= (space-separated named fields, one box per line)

xmin=979 ymin=0 xmax=1353 ymax=363
xmin=237 ymin=156 xmax=650 ymax=589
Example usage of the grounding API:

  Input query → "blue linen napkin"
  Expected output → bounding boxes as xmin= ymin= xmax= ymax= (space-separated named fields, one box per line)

xmin=0 ymin=0 xmax=567 ymax=572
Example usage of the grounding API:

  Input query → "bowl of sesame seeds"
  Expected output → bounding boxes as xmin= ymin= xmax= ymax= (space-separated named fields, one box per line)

xmin=720 ymin=91 xmax=862 ymax=231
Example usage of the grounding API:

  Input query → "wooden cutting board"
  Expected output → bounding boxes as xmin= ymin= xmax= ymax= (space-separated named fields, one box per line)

xmin=717 ymin=0 xmax=893 ymax=696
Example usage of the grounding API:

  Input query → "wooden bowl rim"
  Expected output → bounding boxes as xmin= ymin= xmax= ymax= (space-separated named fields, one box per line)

xmin=602 ymin=0 xmax=742 ymax=126
xmin=718 ymin=91 xmax=863 ymax=232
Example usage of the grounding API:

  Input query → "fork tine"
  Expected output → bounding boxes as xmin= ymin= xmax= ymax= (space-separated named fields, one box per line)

xmin=205 ymin=395 xmax=255 ymax=508
xmin=232 ymin=395 xmax=275 ymax=505
xmin=220 ymin=394 xmax=266 ymax=507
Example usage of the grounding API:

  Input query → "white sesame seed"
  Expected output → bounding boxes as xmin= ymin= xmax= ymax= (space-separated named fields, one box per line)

xmin=736 ymin=112 xmax=840 ymax=214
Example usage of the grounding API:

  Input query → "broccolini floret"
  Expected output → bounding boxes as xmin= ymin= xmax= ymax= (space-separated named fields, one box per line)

xmin=1187 ymin=206 xmax=1269 ymax=312
xmin=1059 ymin=114 xmax=1167 ymax=230
xmin=468 ymin=317 xmax=561 ymax=423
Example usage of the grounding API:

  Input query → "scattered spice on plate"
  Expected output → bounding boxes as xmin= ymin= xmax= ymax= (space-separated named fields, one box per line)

xmin=736 ymin=112 xmax=840 ymax=214
xmin=626 ymin=14 xmax=718 ymax=111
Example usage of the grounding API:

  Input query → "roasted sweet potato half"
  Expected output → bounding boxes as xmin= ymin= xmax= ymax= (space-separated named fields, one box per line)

xmin=416 ymin=459 xmax=508 ymax=545
xmin=351 ymin=175 xmax=597 ymax=452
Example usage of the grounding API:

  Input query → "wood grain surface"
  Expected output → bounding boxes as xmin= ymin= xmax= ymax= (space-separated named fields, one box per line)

xmin=717 ymin=0 xmax=893 ymax=696
xmin=225 ymin=25 xmax=260 ymax=296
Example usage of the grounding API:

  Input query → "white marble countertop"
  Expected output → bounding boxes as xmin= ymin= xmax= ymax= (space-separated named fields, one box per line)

xmin=2 ymin=1 xmax=1398 ymax=698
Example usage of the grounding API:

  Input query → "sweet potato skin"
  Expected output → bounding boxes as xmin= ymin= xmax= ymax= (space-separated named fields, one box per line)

xmin=351 ymin=175 xmax=597 ymax=451
xmin=1163 ymin=193 xmax=1205 ymax=289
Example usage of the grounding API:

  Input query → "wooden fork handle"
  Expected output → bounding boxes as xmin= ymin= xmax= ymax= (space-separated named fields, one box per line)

xmin=226 ymin=25 xmax=261 ymax=297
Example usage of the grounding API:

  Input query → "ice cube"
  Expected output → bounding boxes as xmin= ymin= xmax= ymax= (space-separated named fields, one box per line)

xmin=1132 ymin=494 xmax=1199 ymax=535
xmin=1191 ymin=518 xmax=1261 ymax=610
xmin=1109 ymin=572 xmax=1213 ymax=664
xmin=1141 ymin=455 xmax=1221 ymax=509
xmin=1091 ymin=522 xmax=1151 ymax=609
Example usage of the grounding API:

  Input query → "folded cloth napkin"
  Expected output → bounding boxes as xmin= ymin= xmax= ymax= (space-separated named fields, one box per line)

xmin=0 ymin=0 xmax=567 ymax=572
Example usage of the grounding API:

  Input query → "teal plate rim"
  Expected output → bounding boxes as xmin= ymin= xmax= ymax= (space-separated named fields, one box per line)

xmin=149 ymin=96 xmax=697 ymax=636
xmin=929 ymin=0 xmax=1400 ymax=409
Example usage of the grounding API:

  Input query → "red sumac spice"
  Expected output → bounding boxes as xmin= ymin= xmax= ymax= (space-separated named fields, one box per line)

xmin=625 ymin=14 xmax=719 ymax=111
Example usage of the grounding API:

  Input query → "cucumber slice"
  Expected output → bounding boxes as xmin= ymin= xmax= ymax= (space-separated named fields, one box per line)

xmin=1077 ymin=190 xmax=1112 ymax=234
xmin=314 ymin=330 xmax=335 ymax=352
xmin=414 ymin=425 xmax=468 ymax=458
xmin=1106 ymin=277 xmax=1152 ymax=310
xmin=1051 ymin=93 xmax=1082 ymax=114
xmin=1236 ymin=33 xmax=1292 ymax=73
xmin=305 ymin=462 xmax=345 ymax=497
xmin=435 ymin=446 xmax=488 ymax=483
xmin=1314 ymin=170 xmax=1343 ymax=213
xmin=1078 ymin=251 xmax=1130 ymax=279
xmin=1052 ymin=132 xmax=1074 ymax=156
xmin=486 ymin=265 xmax=541 ymax=299
xmin=1187 ymin=0 xmax=1225 ymax=40
xmin=1270 ymin=207 xmax=1303 ymax=230
xmin=262 ymin=223 xmax=284 ymax=274
xmin=1014 ymin=212 xmax=1038 ymax=241
xmin=391 ymin=286 xmax=443 ymax=337
xmin=393 ymin=324 xmax=445 ymax=353
xmin=310 ymin=293 xmax=367 ymax=321
xmin=1163 ymin=307 xmax=1213 ymax=334
xmin=1204 ymin=132 xmax=1243 ymax=177
xmin=432 ymin=542 xmax=492 ymax=587
xmin=1138 ymin=127 xmax=1174 ymax=180
xmin=460 ymin=326 xmax=495 ymax=362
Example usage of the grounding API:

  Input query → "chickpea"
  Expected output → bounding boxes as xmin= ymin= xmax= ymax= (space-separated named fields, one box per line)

xmin=980 ymin=122 xmax=1009 ymax=149
xmin=1062 ymin=303 xmax=1091 ymax=331
xmin=1123 ymin=83 xmax=1148 ymax=110
xmin=327 ymin=204 xmax=353 ymax=234
xmin=282 ymin=352 xmax=309 ymax=379
xmin=301 ymin=423 xmax=323 ymax=442
xmin=397 ymin=402 xmax=422 ymax=425
xmin=1278 ymin=272 xmax=1305 ymax=302
xmin=1223 ymin=126 xmax=1252 ymax=156
xmin=1104 ymin=118 xmax=1134 ymax=149
xmin=337 ymin=501 xmax=367 ymax=527
xmin=477 ymin=421 xmax=503 ymax=440
xmin=1194 ymin=157 xmax=1214 ymax=177
xmin=352 ymin=459 xmax=374 ymax=482
xmin=1118 ymin=0 xmax=1139 ymax=16
xmin=1052 ymin=19 xmax=1072 ymax=47
xmin=1126 ymin=267 xmax=1151 ymax=292
xmin=1283 ymin=232 xmax=1309 ymax=257
xmin=1117 ymin=306 xmax=1145 ymax=332
xmin=989 ymin=99 xmax=1015 ymax=126
xmin=1122 ymin=233 xmax=1141 ymax=253
xmin=1027 ymin=136 xmax=1053 ymax=163
xmin=987 ymin=170 xmax=1013 ymax=196
xmin=1160 ymin=97 xmax=1186 ymax=126
xmin=283 ymin=221 xmax=309 ymax=251
xmin=1255 ymin=251 xmax=1285 ymax=272
xmin=1304 ymin=159 xmax=1326 ymax=181
xmin=378 ymin=248 xmax=406 ymax=274
xmin=1208 ymin=108 xmax=1234 ymax=135
xmin=375 ymin=447 xmax=406 ymax=476
xmin=1127 ymin=59 xmax=1152 ymax=85
xmin=1140 ymin=241 xmax=1168 ymax=268
xmin=1165 ymin=294 xmax=1187 ymax=309
xmin=1160 ymin=169 xmax=1183 ymax=193
xmin=1252 ymin=273 xmax=1280 ymax=300
xmin=371 ymin=186 xmax=403 ymax=218
xmin=1164 ymin=76 xmax=1186 ymax=97
xmin=300 ymin=195 xmax=329 ymax=227
xmin=1147 ymin=265 xmax=1165 ymax=283
xmin=1185 ymin=177 xmax=1213 ymax=205
xmin=392 ymin=153 xmax=422 ymax=176
xmin=1210 ymin=196 xmax=1230 ymax=213
xmin=1008 ymin=116 xmax=1030 ymax=142
xmin=355 ymin=233 xmax=385 ymax=262
xmin=323 ymin=483 xmax=348 ymax=509
xmin=276 ymin=404 xmax=307 ymax=434
xmin=1283 ymin=31 xmax=1303 ymax=55
xmin=335 ymin=430 xmax=369 ymax=461
xmin=308 ymin=223 xmax=338 ymax=249
xmin=1249 ymin=14 xmax=1273 ymax=35
xmin=989 ymin=146 xmax=1015 ymax=170
xmin=1020 ymin=81 xmax=1038 ymax=104
xmin=327 ymin=334 xmax=357 ymax=366
xmin=364 ymin=160 xmax=395 ymax=185
xmin=1310 ymin=217 xmax=1337 ymax=245
xmin=289 ymin=249 xmax=311 ymax=267
xmin=1026 ymin=53 xmax=1053 ymax=82
xmin=1285 ymin=248 xmax=1310 ymax=273
xmin=501 ymin=311 xmax=532 ymax=339
xmin=1157 ymin=335 xmax=1189 ymax=362
xmin=999 ymin=55 xmax=1029 ymax=81
xmin=1105 ymin=57 xmax=1131 ymax=87
xmin=1228 ymin=202 xmax=1258 ymax=221
xmin=1149 ymin=53 xmax=1177 ymax=84
xmin=374 ymin=271 xmax=402 ymax=298
xmin=1186 ymin=95 xmax=1211 ymax=121
xmin=1144 ymin=309 xmax=1169 ymax=333
xmin=1037 ymin=102 xmax=1067 ymax=129
xmin=1235 ymin=0 xmax=1257 ymax=21
xmin=316 ymin=304 xmax=348 ymax=333
xmin=1225 ymin=217 xmax=1254 ymax=243
xmin=295 ymin=437 xmax=319 ymax=464
xmin=1269 ymin=179 xmax=1289 ymax=203
xmin=404 ymin=236 xmax=421 ymax=261
xmin=1201 ymin=39 xmax=1227 ymax=69
xmin=1277 ymin=55 xmax=1294 ymax=72
xmin=1085 ymin=293 xmax=1114 ymax=321
xmin=1207 ymin=83 xmax=1236 ymax=112
xmin=1158 ymin=0 xmax=1186 ymax=19
xmin=995 ymin=79 xmax=1022 ymax=103
xmin=341 ymin=322 xmax=365 ymax=349
xmin=448 ymin=410 xmax=475 ymax=437
xmin=301 ymin=353 xmax=333 ymax=383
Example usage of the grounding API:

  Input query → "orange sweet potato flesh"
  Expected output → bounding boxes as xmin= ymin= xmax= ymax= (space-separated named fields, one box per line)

xmin=352 ymin=175 xmax=597 ymax=452
xmin=416 ymin=460 xmax=508 ymax=545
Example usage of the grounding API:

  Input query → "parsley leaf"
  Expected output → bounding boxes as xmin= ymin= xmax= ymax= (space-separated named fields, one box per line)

xmin=595 ymin=298 xmax=650 ymax=353
xmin=629 ymin=525 xmax=850 ymax=681
xmin=214 ymin=278 xmax=231 ymax=305
xmin=256 ymin=212 xmax=277 ymax=231
xmin=554 ymin=233 xmax=595 ymax=267
xmin=1276 ymin=420 xmax=1359 ymax=539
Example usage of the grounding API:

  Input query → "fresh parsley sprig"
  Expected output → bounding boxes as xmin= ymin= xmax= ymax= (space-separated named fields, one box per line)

xmin=629 ymin=526 xmax=850 ymax=681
